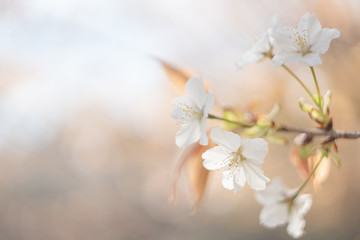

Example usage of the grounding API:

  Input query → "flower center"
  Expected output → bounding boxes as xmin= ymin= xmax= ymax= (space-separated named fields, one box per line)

xmin=176 ymin=103 xmax=200 ymax=122
xmin=228 ymin=147 xmax=246 ymax=167
xmin=289 ymin=28 xmax=311 ymax=55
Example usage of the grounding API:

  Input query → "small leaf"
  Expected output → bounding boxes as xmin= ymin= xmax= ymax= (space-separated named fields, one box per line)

xmin=319 ymin=147 xmax=330 ymax=158
xmin=293 ymin=133 xmax=313 ymax=146
xmin=257 ymin=114 xmax=272 ymax=127
xmin=266 ymin=133 xmax=288 ymax=145
xmin=332 ymin=141 xmax=338 ymax=153
xmin=186 ymin=143 xmax=212 ymax=209
xmin=310 ymin=109 xmax=327 ymax=124
xmin=298 ymin=98 xmax=313 ymax=113
xmin=267 ymin=103 xmax=281 ymax=120
xmin=244 ymin=126 xmax=268 ymax=137
xmin=313 ymin=94 xmax=323 ymax=108
xmin=160 ymin=60 xmax=212 ymax=93
xmin=290 ymin=147 xmax=310 ymax=178
xmin=299 ymin=144 xmax=314 ymax=159
xmin=322 ymin=90 xmax=332 ymax=114
xmin=171 ymin=141 xmax=214 ymax=209
xmin=222 ymin=109 xmax=246 ymax=129
xmin=160 ymin=60 xmax=191 ymax=94
xmin=308 ymin=153 xmax=331 ymax=191
xmin=329 ymin=151 xmax=342 ymax=168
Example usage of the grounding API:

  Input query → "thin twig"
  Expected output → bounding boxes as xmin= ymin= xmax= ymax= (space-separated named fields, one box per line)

xmin=278 ymin=124 xmax=360 ymax=139
xmin=208 ymin=114 xmax=254 ymax=128
xmin=281 ymin=64 xmax=317 ymax=105
xmin=291 ymin=155 xmax=324 ymax=200
xmin=310 ymin=66 xmax=321 ymax=99
xmin=208 ymin=114 xmax=360 ymax=140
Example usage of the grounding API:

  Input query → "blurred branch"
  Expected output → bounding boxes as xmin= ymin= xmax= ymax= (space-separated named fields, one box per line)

xmin=278 ymin=124 xmax=360 ymax=139
xmin=208 ymin=114 xmax=253 ymax=127
xmin=209 ymin=114 xmax=360 ymax=140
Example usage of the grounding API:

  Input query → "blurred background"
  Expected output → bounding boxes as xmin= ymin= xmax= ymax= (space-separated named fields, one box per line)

xmin=0 ymin=0 xmax=360 ymax=239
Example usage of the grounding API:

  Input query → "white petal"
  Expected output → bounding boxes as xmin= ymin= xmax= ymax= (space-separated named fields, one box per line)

xmin=259 ymin=203 xmax=288 ymax=228
xmin=301 ymin=52 xmax=322 ymax=66
xmin=311 ymin=28 xmax=340 ymax=54
xmin=185 ymin=77 xmax=206 ymax=110
xmin=272 ymin=50 xmax=304 ymax=67
xmin=221 ymin=170 xmax=235 ymax=190
xmin=286 ymin=194 xmax=312 ymax=238
xmin=171 ymin=106 xmax=195 ymax=124
xmin=242 ymin=138 xmax=268 ymax=163
xmin=255 ymin=177 xmax=286 ymax=205
xmin=294 ymin=194 xmax=312 ymax=216
xmin=175 ymin=121 xmax=200 ymax=148
xmin=271 ymin=27 xmax=295 ymax=50
xmin=298 ymin=13 xmax=322 ymax=40
xmin=253 ymin=37 xmax=270 ymax=54
xmin=236 ymin=51 xmax=264 ymax=69
xmin=199 ymin=115 xmax=208 ymax=146
xmin=236 ymin=18 xmax=278 ymax=69
xmin=172 ymin=96 xmax=196 ymax=109
xmin=202 ymin=146 xmax=231 ymax=170
xmin=203 ymin=90 xmax=215 ymax=116
xmin=171 ymin=96 xmax=200 ymax=123
xmin=199 ymin=90 xmax=214 ymax=146
xmin=210 ymin=127 xmax=241 ymax=152
xmin=243 ymin=161 xmax=269 ymax=190
xmin=234 ymin=167 xmax=246 ymax=189
xmin=233 ymin=183 xmax=243 ymax=193
xmin=287 ymin=215 xmax=306 ymax=239
xmin=170 ymin=106 xmax=184 ymax=123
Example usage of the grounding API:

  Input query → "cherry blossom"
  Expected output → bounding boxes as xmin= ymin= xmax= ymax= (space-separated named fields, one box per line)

xmin=272 ymin=13 xmax=340 ymax=66
xmin=202 ymin=126 xmax=269 ymax=192
xmin=171 ymin=77 xmax=214 ymax=148
xmin=255 ymin=178 xmax=312 ymax=239
xmin=236 ymin=17 xmax=278 ymax=69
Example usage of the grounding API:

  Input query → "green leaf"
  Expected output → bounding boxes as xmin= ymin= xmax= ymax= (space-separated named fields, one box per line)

xmin=245 ymin=126 xmax=268 ymax=137
xmin=257 ymin=116 xmax=272 ymax=127
xmin=298 ymin=98 xmax=313 ymax=113
xmin=319 ymin=147 xmax=330 ymax=158
xmin=267 ymin=103 xmax=281 ymax=120
xmin=299 ymin=144 xmax=313 ymax=159
xmin=222 ymin=109 xmax=245 ymax=129
xmin=266 ymin=133 xmax=288 ymax=145
xmin=310 ymin=109 xmax=330 ymax=125
xmin=329 ymin=152 xmax=342 ymax=168
xmin=322 ymin=90 xmax=332 ymax=113
xmin=313 ymin=94 xmax=323 ymax=108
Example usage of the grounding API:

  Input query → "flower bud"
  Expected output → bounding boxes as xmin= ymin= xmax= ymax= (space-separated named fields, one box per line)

xmin=294 ymin=133 xmax=313 ymax=146
xmin=245 ymin=126 xmax=267 ymax=137
xmin=322 ymin=90 xmax=332 ymax=114
xmin=310 ymin=109 xmax=328 ymax=124
xmin=298 ymin=98 xmax=313 ymax=113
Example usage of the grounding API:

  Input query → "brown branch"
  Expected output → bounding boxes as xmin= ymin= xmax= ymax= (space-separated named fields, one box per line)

xmin=278 ymin=125 xmax=360 ymax=140
xmin=208 ymin=114 xmax=360 ymax=140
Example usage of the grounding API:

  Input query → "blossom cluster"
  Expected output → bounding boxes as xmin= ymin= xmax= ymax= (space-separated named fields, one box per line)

xmin=170 ymin=13 xmax=340 ymax=239
xmin=237 ymin=13 xmax=340 ymax=68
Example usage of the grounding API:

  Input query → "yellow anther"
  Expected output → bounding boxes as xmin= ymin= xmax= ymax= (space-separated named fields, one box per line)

xmin=228 ymin=147 xmax=246 ymax=167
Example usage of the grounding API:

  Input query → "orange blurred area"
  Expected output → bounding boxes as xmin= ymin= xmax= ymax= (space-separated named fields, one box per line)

xmin=0 ymin=0 xmax=360 ymax=239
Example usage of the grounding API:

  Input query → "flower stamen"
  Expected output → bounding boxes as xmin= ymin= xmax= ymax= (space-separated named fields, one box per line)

xmin=176 ymin=103 xmax=200 ymax=122
xmin=228 ymin=147 xmax=246 ymax=167
xmin=289 ymin=28 xmax=311 ymax=55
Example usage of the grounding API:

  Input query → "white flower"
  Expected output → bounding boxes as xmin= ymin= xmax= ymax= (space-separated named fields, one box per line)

xmin=171 ymin=77 xmax=215 ymax=148
xmin=255 ymin=178 xmax=312 ymax=239
xmin=272 ymin=13 xmax=340 ymax=66
xmin=202 ymin=126 xmax=269 ymax=193
xmin=236 ymin=16 xmax=278 ymax=69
